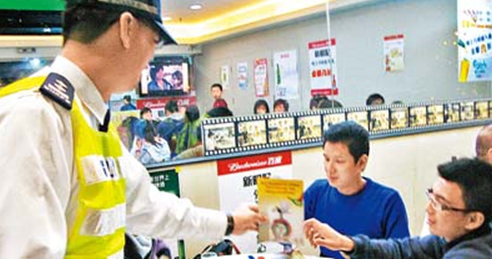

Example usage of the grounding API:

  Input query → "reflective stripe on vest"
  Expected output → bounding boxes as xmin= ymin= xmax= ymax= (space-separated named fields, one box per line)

xmin=0 ymin=76 xmax=126 ymax=258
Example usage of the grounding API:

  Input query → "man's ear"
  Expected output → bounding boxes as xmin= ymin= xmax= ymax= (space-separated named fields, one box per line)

xmin=464 ymin=212 xmax=485 ymax=231
xmin=356 ymin=154 xmax=368 ymax=173
xmin=118 ymin=12 xmax=137 ymax=49
xmin=485 ymin=148 xmax=492 ymax=165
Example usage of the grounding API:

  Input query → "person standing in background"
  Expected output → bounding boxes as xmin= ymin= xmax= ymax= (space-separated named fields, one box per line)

xmin=0 ymin=0 xmax=266 ymax=257
xmin=210 ymin=83 xmax=228 ymax=108
xmin=120 ymin=95 xmax=136 ymax=111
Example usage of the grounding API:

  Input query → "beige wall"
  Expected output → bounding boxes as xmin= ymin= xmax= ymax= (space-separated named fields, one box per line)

xmin=161 ymin=125 xmax=481 ymax=257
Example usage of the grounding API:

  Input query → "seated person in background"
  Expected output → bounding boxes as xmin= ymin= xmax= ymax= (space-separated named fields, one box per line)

xmin=254 ymin=99 xmax=270 ymax=114
xmin=304 ymin=121 xmax=409 ymax=258
xmin=392 ymin=100 xmax=404 ymax=105
xmin=310 ymin=94 xmax=329 ymax=110
xmin=273 ymin=98 xmax=289 ymax=113
xmin=304 ymin=157 xmax=492 ymax=259
xmin=317 ymin=99 xmax=343 ymax=109
xmin=175 ymin=105 xmax=201 ymax=155
xmin=366 ymin=93 xmax=385 ymax=106
xmin=157 ymin=101 xmax=184 ymax=158
xmin=139 ymin=121 xmax=171 ymax=164
xmin=120 ymin=95 xmax=136 ymax=111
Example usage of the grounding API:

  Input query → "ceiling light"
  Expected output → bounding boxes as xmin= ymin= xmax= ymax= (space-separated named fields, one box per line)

xmin=162 ymin=16 xmax=172 ymax=21
xmin=189 ymin=4 xmax=202 ymax=10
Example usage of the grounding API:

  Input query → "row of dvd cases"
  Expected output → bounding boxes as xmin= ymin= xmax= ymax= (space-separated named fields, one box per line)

xmin=201 ymin=98 xmax=492 ymax=156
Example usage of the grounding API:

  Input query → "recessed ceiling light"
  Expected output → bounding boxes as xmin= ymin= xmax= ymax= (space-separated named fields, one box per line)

xmin=189 ymin=4 xmax=202 ymax=10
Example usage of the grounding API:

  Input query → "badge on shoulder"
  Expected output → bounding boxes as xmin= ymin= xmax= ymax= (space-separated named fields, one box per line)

xmin=40 ymin=73 xmax=75 ymax=110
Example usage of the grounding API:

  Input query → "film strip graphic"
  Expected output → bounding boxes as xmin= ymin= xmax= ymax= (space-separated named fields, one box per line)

xmin=202 ymin=98 xmax=492 ymax=156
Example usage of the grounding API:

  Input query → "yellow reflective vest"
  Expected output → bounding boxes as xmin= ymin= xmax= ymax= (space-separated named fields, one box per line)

xmin=0 ymin=75 xmax=126 ymax=258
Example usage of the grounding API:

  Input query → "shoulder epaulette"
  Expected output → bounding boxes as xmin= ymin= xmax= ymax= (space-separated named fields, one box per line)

xmin=39 ymin=73 xmax=75 ymax=110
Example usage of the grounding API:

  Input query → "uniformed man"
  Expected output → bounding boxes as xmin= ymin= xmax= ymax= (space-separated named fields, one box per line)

xmin=0 ymin=0 xmax=267 ymax=258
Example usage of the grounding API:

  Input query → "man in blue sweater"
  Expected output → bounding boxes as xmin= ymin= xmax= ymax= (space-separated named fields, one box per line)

xmin=304 ymin=158 xmax=492 ymax=258
xmin=304 ymin=121 xmax=410 ymax=258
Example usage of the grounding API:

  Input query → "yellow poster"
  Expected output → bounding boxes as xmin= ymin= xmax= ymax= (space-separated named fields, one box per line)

xmin=257 ymin=178 xmax=304 ymax=246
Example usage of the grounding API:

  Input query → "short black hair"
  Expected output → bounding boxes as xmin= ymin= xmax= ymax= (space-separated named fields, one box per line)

xmin=254 ymin=99 xmax=270 ymax=114
xmin=63 ymin=5 xmax=124 ymax=44
xmin=140 ymin=107 xmax=152 ymax=119
xmin=185 ymin=105 xmax=200 ymax=122
xmin=323 ymin=121 xmax=369 ymax=162
xmin=437 ymin=158 xmax=492 ymax=223
xmin=273 ymin=99 xmax=289 ymax=112
xmin=211 ymin=83 xmax=223 ymax=92
xmin=318 ymin=99 xmax=343 ymax=109
xmin=366 ymin=93 xmax=385 ymax=106
xmin=207 ymin=107 xmax=233 ymax=118
xmin=123 ymin=95 xmax=132 ymax=102
xmin=165 ymin=100 xmax=178 ymax=113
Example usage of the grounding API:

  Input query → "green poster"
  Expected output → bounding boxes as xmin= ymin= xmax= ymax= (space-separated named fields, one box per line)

xmin=149 ymin=169 xmax=185 ymax=259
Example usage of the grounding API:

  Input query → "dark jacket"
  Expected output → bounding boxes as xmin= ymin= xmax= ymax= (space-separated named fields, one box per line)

xmin=349 ymin=226 xmax=492 ymax=259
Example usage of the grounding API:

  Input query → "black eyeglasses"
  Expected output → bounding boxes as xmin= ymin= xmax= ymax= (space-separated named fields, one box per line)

xmin=426 ymin=188 xmax=471 ymax=213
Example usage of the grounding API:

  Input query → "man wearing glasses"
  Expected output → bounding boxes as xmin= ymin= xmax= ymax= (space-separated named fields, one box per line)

xmin=0 ymin=0 xmax=266 ymax=258
xmin=303 ymin=158 xmax=492 ymax=258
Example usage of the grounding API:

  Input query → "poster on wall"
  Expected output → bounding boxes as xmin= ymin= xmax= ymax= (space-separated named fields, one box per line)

xmin=149 ymin=169 xmax=185 ymax=259
xmin=217 ymin=151 xmax=293 ymax=253
xmin=220 ymin=65 xmax=230 ymax=89
xmin=273 ymin=50 xmax=299 ymax=99
xmin=383 ymin=34 xmax=405 ymax=72
xmin=237 ymin=62 xmax=248 ymax=90
xmin=308 ymin=39 xmax=339 ymax=96
xmin=457 ymin=0 xmax=492 ymax=82
xmin=254 ymin=58 xmax=269 ymax=97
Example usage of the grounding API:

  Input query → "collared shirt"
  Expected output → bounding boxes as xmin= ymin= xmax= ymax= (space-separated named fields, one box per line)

xmin=0 ymin=56 xmax=227 ymax=258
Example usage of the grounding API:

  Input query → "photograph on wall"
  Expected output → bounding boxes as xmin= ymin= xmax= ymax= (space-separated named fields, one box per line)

xmin=461 ymin=101 xmax=475 ymax=121
xmin=203 ymin=123 xmax=236 ymax=151
xmin=217 ymin=151 xmax=293 ymax=254
xmin=238 ymin=120 xmax=267 ymax=147
xmin=427 ymin=104 xmax=445 ymax=125
xmin=457 ymin=0 xmax=492 ymax=82
xmin=254 ymin=58 xmax=269 ymax=97
xmin=237 ymin=62 xmax=248 ymax=90
xmin=347 ymin=111 xmax=369 ymax=131
xmin=323 ymin=113 xmax=346 ymax=131
xmin=475 ymin=101 xmax=489 ymax=119
xmin=390 ymin=107 xmax=408 ymax=129
xmin=296 ymin=115 xmax=322 ymax=140
xmin=268 ymin=117 xmax=295 ymax=143
xmin=274 ymin=50 xmax=299 ymax=99
xmin=308 ymin=38 xmax=339 ymax=96
xmin=369 ymin=109 xmax=390 ymax=132
xmin=257 ymin=178 xmax=304 ymax=247
xmin=383 ymin=34 xmax=405 ymax=72
xmin=409 ymin=106 xmax=427 ymax=127
xmin=444 ymin=103 xmax=461 ymax=123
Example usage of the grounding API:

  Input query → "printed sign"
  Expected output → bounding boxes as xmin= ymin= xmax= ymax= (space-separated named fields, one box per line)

xmin=308 ymin=39 xmax=339 ymax=96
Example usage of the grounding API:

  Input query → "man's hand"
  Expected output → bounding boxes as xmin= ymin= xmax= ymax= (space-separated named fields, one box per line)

xmin=303 ymin=218 xmax=354 ymax=252
xmin=231 ymin=204 xmax=268 ymax=235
